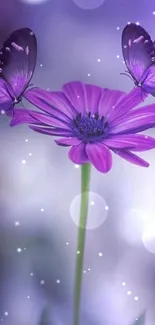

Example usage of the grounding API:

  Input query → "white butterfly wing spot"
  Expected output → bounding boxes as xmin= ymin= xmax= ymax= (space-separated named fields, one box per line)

xmin=11 ymin=42 xmax=24 ymax=52
xmin=25 ymin=46 xmax=29 ymax=55
xmin=133 ymin=35 xmax=144 ymax=43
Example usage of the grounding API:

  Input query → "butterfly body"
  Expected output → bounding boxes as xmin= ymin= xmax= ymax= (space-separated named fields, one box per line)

xmin=135 ymin=80 xmax=142 ymax=87
xmin=122 ymin=23 xmax=155 ymax=96
xmin=0 ymin=28 xmax=37 ymax=113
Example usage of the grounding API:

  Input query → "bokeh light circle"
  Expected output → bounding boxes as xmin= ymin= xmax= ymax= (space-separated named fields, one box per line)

xmin=142 ymin=223 xmax=155 ymax=254
xmin=72 ymin=0 xmax=105 ymax=10
xmin=70 ymin=191 xmax=108 ymax=230
xmin=20 ymin=0 xmax=50 ymax=4
xmin=118 ymin=208 xmax=151 ymax=245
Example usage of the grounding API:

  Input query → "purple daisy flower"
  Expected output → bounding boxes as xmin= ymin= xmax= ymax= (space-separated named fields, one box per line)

xmin=10 ymin=81 xmax=155 ymax=173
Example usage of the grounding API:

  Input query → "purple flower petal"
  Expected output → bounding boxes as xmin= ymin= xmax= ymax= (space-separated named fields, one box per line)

xmin=29 ymin=126 xmax=73 ymax=137
xmin=86 ymin=143 xmax=112 ymax=173
xmin=102 ymin=137 xmax=136 ymax=149
xmin=111 ymin=104 xmax=155 ymax=128
xmin=9 ymin=108 xmax=38 ymax=126
xmin=113 ymin=149 xmax=149 ymax=167
xmin=62 ymin=81 xmax=86 ymax=115
xmin=102 ymin=134 xmax=155 ymax=151
xmin=24 ymin=88 xmax=75 ymax=120
xmin=68 ymin=143 xmax=89 ymax=164
xmin=108 ymin=87 xmax=148 ymax=123
xmin=109 ymin=105 xmax=155 ymax=134
xmin=30 ymin=111 xmax=70 ymax=129
xmin=98 ymin=89 xmax=125 ymax=117
xmin=55 ymin=137 xmax=81 ymax=146
xmin=84 ymin=84 xmax=103 ymax=114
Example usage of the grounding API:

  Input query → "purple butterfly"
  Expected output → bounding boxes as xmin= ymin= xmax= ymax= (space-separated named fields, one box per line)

xmin=0 ymin=27 xmax=37 ymax=114
xmin=121 ymin=23 xmax=155 ymax=96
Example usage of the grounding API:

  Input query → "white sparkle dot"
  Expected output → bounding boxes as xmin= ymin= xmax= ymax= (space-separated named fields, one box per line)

xmin=83 ymin=270 xmax=86 ymax=273
xmin=29 ymin=153 xmax=32 ymax=156
xmin=14 ymin=221 xmax=20 ymax=227
xmin=97 ymin=58 xmax=101 ymax=62
xmin=136 ymin=318 xmax=138 ymax=321
xmin=116 ymin=27 xmax=120 ymax=30
xmin=136 ymin=22 xmax=140 ymax=25
xmin=88 ymin=268 xmax=90 ymax=271
xmin=88 ymin=73 xmax=90 ymax=76
xmin=17 ymin=248 xmax=22 ymax=253
xmin=25 ymin=139 xmax=28 ymax=142
xmin=116 ymin=55 xmax=120 ymax=59
xmin=24 ymin=247 xmax=26 ymax=250
xmin=27 ymin=296 xmax=30 ymax=299
xmin=77 ymin=250 xmax=80 ymax=254
xmin=134 ymin=296 xmax=139 ymax=301
xmin=75 ymin=164 xmax=79 ymax=168
xmin=41 ymin=208 xmax=44 ymax=212
xmin=127 ymin=22 xmax=131 ymax=25
xmin=127 ymin=290 xmax=132 ymax=295
xmin=40 ymin=64 xmax=43 ymax=67
xmin=56 ymin=279 xmax=60 ymax=283
xmin=91 ymin=201 xmax=95 ymax=205
xmin=47 ymin=88 xmax=50 ymax=91
xmin=1 ymin=110 xmax=5 ymax=115
xmin=66 ymin=242 xmax=69 ymax=245
xmin=122 ymin=60 xmax=125 ymax=64
xmin=122 ymin=282 xmax=126 ymax=286
xmin=98 ymin=252 xmax=103 ymax=257
xmin=153 ymin=11 xmax=155 ymax=15
xmin=40 ymin=280 xmax=45 ymax=285
xmin=30 ymin=272 xmax=34 ymax=276
xmin=105 ymin=205 xmax=109 ymax=210
xmin=22 ymin=160 xmax=26 ymax=164
xmin=4 ymin=312 xmax=8 ymax=317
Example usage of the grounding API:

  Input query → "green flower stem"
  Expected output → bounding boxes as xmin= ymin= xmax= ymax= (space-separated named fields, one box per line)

xmin=73 ymin=163 xmax=91 ymax=325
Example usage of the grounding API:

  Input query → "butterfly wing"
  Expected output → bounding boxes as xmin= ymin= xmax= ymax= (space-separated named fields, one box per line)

xmin=0 ymin=28 xmax=37 ymax=99
xmin=142 ymin=64 xmax=155 ymax=96
xmin=122 ymin=23 xmax=155 ymax=83
xmin=0 ymin=78 xmax=13 ymax=112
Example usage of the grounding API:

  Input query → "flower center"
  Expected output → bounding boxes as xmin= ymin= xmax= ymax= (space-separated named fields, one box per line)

xmin=72 ymin=112 xmax=108 ymax=143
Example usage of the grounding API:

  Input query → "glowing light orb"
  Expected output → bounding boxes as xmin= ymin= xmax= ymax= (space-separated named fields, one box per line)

xmin=40 ymin=280 xmax=45 ymax=285
xmin=70 ymin=191 xmax=108 ymax=230
xmin=72 ymin=0 xmax=105 ymax=10
xmin=17 ymin=248 xmax=22 ymax=253
xmin=142 ymin=223 xmax=155 ymax=254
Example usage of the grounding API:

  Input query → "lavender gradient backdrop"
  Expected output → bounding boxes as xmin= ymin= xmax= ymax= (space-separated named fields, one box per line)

xmin=1 ymin=0 xmax=155 ymax=324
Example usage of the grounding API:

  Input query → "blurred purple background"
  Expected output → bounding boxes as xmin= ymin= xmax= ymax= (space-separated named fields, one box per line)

xmin=1 ymin=0 xmax=155 ymax=324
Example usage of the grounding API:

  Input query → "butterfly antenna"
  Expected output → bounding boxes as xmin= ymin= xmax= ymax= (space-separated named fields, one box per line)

xmin=27 ymin=83 xmax=34 ymax=89
xmin=125 ymin=70 xmax=130 ymax=74
xmin=120 ymin=72 xmax=134 ymax=81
